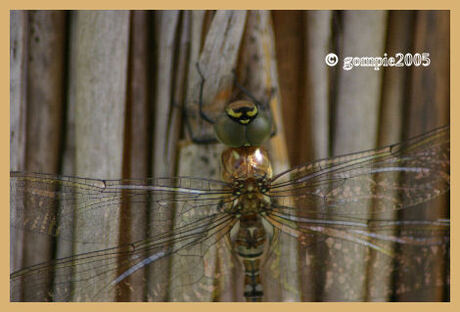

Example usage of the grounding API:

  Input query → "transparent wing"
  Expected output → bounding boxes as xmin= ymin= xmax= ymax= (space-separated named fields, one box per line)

xmin=269 ymin=126 xmax=449 ymax=216
xmin=11 ymin=172 xmax=234 ymax=241
xmin=263 ymin=126 xmax=450 ymax=301
xmin=261 ymin=215 xmax=449 ymax=301
xmin=10 ymin=172 xmax=236 ymax=301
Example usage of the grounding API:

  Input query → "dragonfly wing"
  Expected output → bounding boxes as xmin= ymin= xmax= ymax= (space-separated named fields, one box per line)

xmin=10 ymin=172 xmax=236 ymax=301
xmin=264 ymin=126 xmax=449 ymax=300
xmin=261 ymin=214 xmax=449 ymax=301
xmin=269 ymin=126 xmax=449 ymax=216
xmin=10 ymin=211 xmax=236 ymax=301
xmin=10 ymin=172 xmax=232 ymax=244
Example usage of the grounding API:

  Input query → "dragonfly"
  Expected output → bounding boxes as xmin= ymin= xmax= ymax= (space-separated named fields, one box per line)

xmin=10 ymin=72 xmax=450 ymax=302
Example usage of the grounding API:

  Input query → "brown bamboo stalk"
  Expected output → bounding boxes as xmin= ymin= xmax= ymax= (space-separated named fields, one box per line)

xmin=326 ymin=10 xmax=387 ymax=301
xmin=72 ymin=10 xmax=129 ymax=301
xmin=10 ymin=10 xmax=28 ymax=300
xmin=119 ymin=10 xmax=150 ymax=302
xmin=146 ymin=10 xmax=180 ymax=301
xmin=302 ymin=10 xmax=333 ymax=301
xmin=55 ymin=10 xmax=76 ymax=302
xmin=366 ymin=10 xmax=414 ymax=301
xmin=397 ymin=10 xmax=450 ymax=301
xmin=22 ymin=11 xmax=66 ymax=301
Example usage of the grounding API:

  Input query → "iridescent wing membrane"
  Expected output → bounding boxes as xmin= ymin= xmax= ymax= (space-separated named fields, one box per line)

xmin=270 ymin=125 xmax=449 ymax=215
xmin=263 ymin=125 xmax=449 ymax=300
xmin=10 ymin=126 xmax=450 ymax=301
xmin=10 ymin=173 xmax=236 ymax=301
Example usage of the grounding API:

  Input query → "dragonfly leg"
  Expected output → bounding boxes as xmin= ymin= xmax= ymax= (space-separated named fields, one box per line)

xmin=183 ymin=109 xmax=219 ymax=144
xmin=266 ymin=87 xmax=277 ymax=138
xmin=181 ymin=63 xmax=219 ymax=144
xmin=196 ymin=62 xmax=216 ymax=125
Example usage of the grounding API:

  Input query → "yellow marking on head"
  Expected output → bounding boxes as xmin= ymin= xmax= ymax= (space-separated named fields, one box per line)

xmin=239 ymin=119 xmax=250 ymax=124
xmin=226 ymin=108 xmax=242 ymax=118
xmin=246 ymin=106 xmax=258 ymax=117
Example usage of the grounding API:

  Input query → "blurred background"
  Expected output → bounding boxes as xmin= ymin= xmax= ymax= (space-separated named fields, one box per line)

xmin=10 ymin=10 xmax=449 ymax=301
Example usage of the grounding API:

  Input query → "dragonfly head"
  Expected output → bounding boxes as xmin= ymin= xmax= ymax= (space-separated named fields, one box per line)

xmin=214 ymin=100 xmax=272 ymax=147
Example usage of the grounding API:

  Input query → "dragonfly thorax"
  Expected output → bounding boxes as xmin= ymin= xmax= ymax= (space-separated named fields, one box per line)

xmin=221 ymin=146 xmax=273 ymax=182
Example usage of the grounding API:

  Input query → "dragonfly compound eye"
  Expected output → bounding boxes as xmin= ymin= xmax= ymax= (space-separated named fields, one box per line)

xmin=214 ymin=101 xmax=272 ymax=147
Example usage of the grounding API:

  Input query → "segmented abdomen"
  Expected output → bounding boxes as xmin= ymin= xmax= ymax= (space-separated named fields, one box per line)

xmin=234 ymin=215 xmax=266 ymax=302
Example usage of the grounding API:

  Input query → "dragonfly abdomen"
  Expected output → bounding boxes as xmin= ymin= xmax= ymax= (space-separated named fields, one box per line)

xmin=234 ymin=214 xmax=266 ymax=302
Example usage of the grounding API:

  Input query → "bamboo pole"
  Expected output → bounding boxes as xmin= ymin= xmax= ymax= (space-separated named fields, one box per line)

xmin=22 ymin=11 xmax=67 ymax=301
xmin=397 ymin=10 xmax=450 ymax=301
xmin=326 ymin=11 xmax=387 ymax=301
xmin=366 ymin=10 xmax=413 ymax=301
xmin=10 ymin=10 xmax=28 ymax=301
xmin=71 ymin=11 xmax=129 ymax=301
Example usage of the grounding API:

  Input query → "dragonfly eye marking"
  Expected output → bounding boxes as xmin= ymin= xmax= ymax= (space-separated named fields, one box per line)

xmin=226 ymin=101 xmax=259 ymax=125
xmin=246 ymin=106 xmax=258 ymax=117
xmin=226 ymin=108 xmax=242 ymax=118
